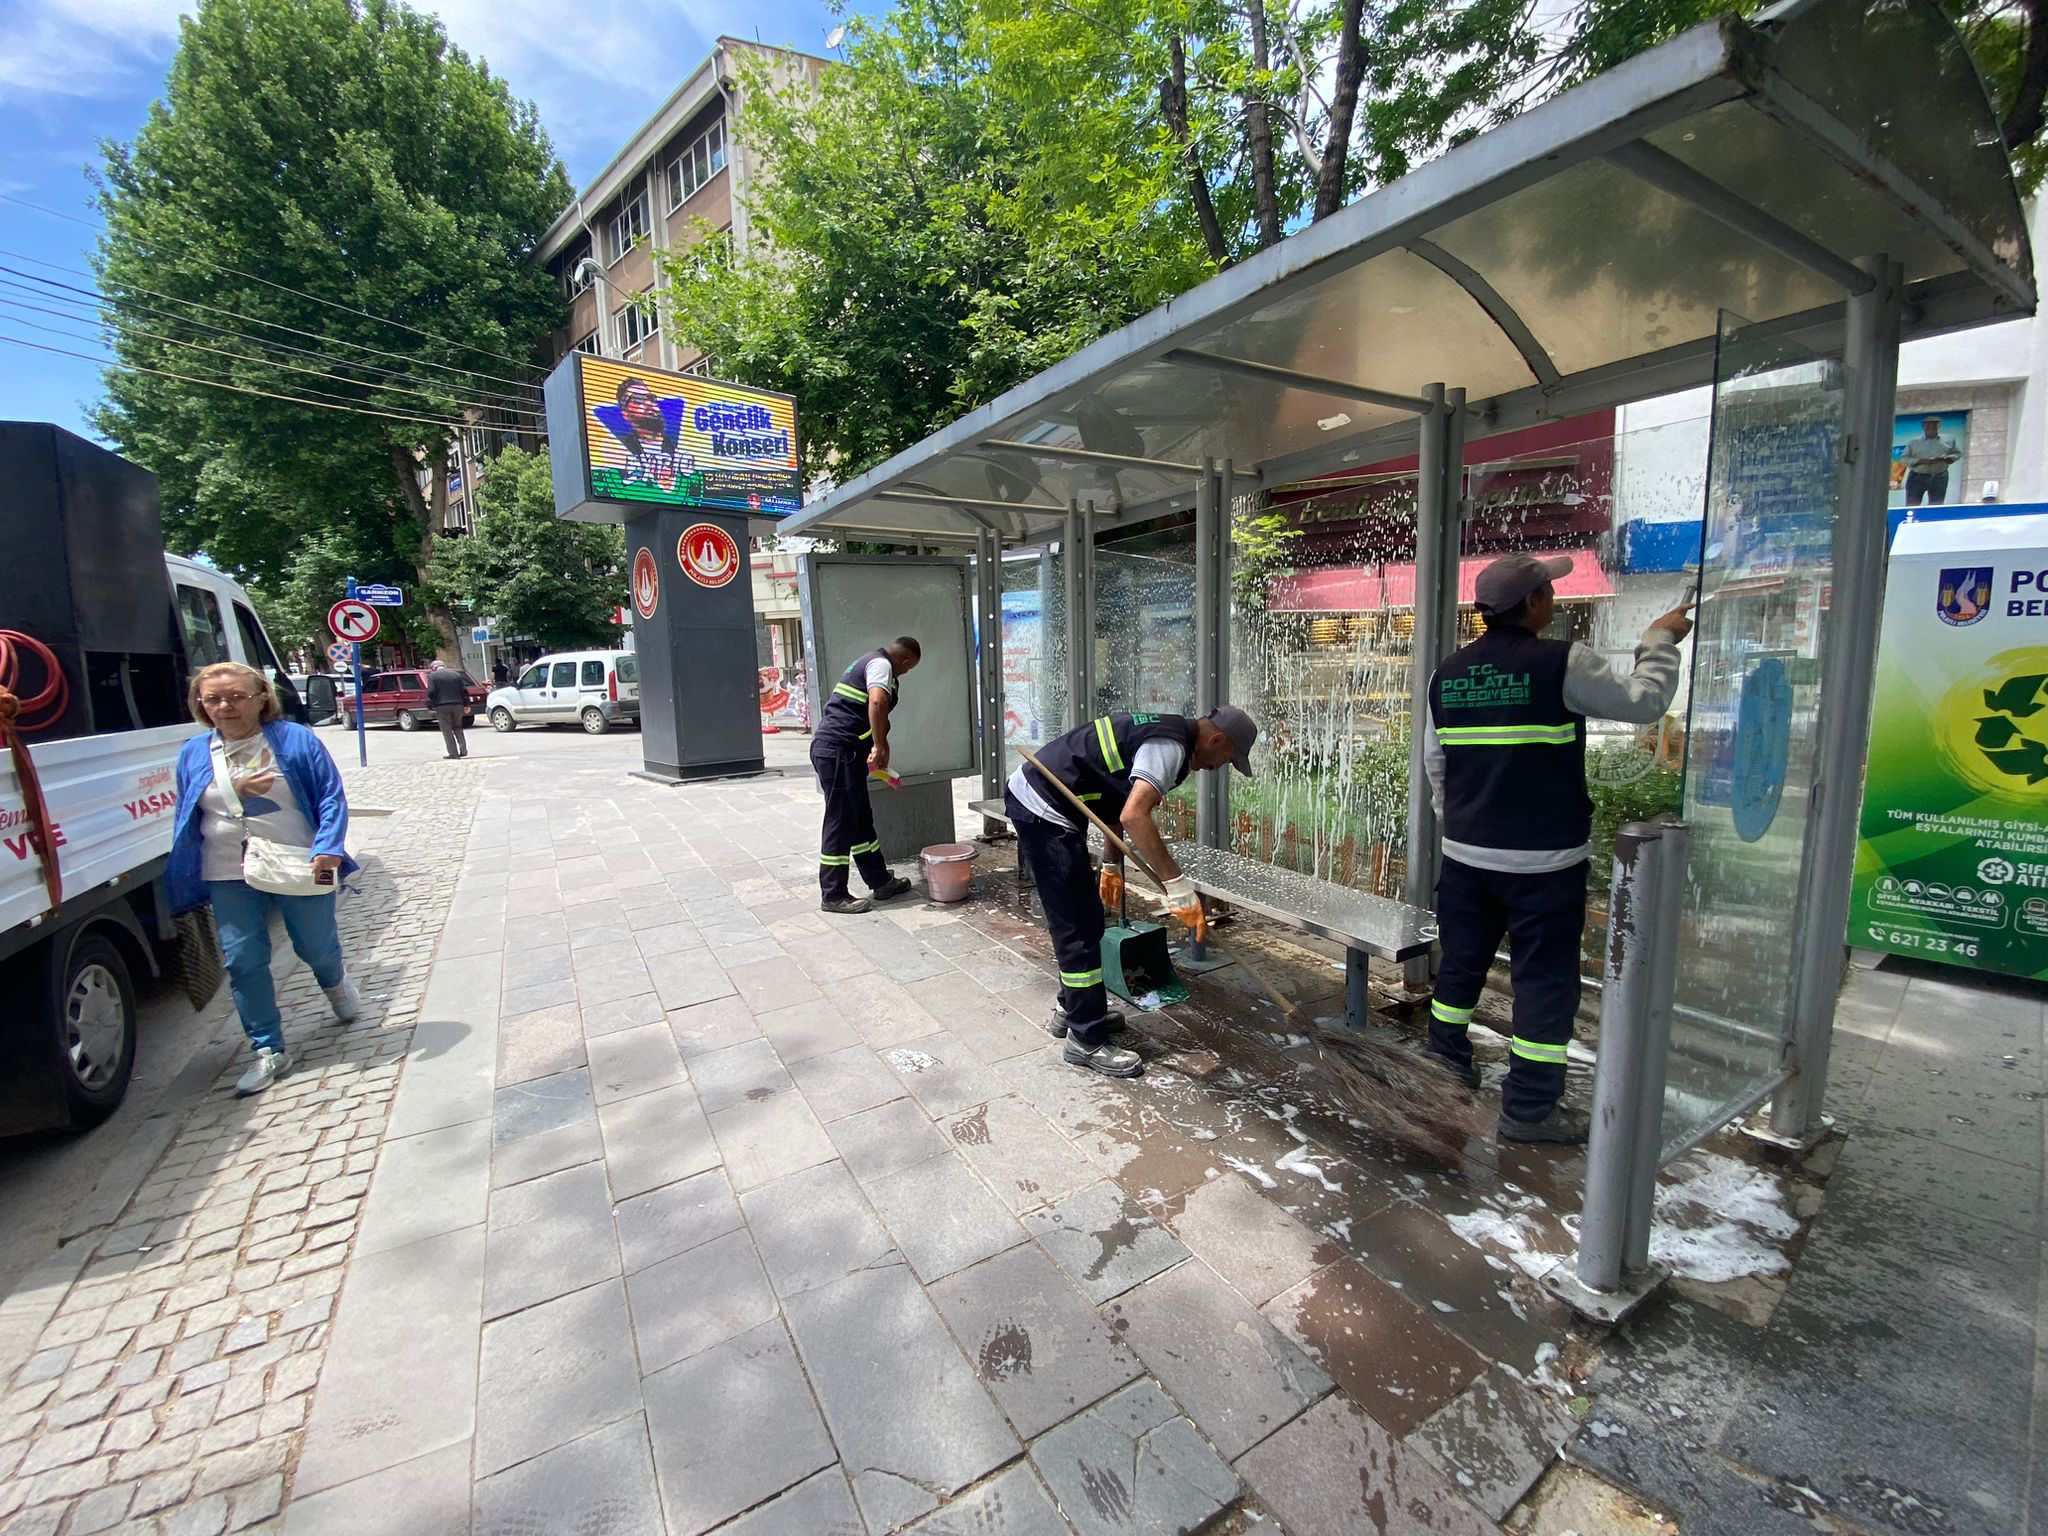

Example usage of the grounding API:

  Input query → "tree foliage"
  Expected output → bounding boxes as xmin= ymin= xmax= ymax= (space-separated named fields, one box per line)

xmin=657 ymin=0 xmax=1540 ymax=482
xmin=434 ymin=447 xmax=627 ymax=652
xmin=93 ymin=0 xmax=570 ymax=655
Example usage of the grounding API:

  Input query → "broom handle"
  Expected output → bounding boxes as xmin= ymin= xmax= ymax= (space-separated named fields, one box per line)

xmin=1013 ymin=745 xmax=1171 ymax=893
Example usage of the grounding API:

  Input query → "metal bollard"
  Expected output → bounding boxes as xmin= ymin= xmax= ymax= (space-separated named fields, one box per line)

xmin=1545 ymin=819 xmax=1681 ymax=1324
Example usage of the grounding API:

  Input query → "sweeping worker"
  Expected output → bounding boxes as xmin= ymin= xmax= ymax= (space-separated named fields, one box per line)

xmin=812 ymin=637 xmax=921 ymax=914
xmin=1424 ymin=553 xmax=1692 ymax=1144
xmin=1008 ymin=706 xmax=1259 ymax=1078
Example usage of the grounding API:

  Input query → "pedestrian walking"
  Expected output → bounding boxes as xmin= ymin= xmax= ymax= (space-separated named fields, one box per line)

xmin=811 ymin=637 xmax=920 ymax=914
xmin=1423 ymin=554 xmax=1693 ymax=1144
xmin=425 ymin=659 xmax=470 ymax=759
xmin=1008 ymin=706 xmax=1258 ymax=1078
xmin=168 ymin=662 xmax=362 ymax=1096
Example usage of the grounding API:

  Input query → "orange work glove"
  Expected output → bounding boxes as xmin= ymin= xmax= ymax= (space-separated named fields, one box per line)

xmin=1098 ymin=865 xmax=1125 ymax=910
xmin=1162 ymin=875 xmax=1206 ymax=942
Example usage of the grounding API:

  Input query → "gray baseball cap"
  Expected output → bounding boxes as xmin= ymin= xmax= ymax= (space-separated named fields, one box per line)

xmin=1208 ymin=705 xmax=1258 ymax=777
xmin=1474 ymin=553 xmax=1573 ymax=613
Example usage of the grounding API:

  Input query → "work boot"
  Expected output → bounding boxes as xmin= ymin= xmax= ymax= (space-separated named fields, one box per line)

xmin=1062 ymin=1038 xmax=1143 ymax=1078
xmin=1497 ymin=1103 xmax=1590 ymax=1146
xmin=325 ymin=974 xmax=362 ymax=1023
xmin=1424 ymin=1048 xmax=1480 ymax=1092
xmin=1046 ymin=1002 xmax=1127 ymax=1039
xmin=236 ymin=1047 xmax=289 ymax=1097
xmin=821 ymin=895 xmax=872 ymax=915
xmin=869 ymin=875 xmax=914 ymax=902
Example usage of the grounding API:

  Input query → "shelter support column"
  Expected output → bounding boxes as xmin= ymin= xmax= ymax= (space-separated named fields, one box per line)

xmin=1063 ymin=501 xmax=1088 ymax=730
xmin=975 ymin=529 xmax=1004 ymax=819
xmin=1080 ymin=502 xmax=1098 ymax=717
xmin=1404 ymin=384 xmax=1452 ymax=988
xmin=1774 ymin=255 xmax=1905 ymax=1141
xmin=1195 ymin=459 xmax=1234 ymax=849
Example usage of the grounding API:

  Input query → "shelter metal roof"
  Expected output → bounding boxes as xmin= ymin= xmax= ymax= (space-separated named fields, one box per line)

xmin=782 ymin=0 xmax=2034 ymax=547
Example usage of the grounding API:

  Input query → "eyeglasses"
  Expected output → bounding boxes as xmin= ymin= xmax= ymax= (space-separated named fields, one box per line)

xmin=202 ymin=691 xmax=254 ymax=706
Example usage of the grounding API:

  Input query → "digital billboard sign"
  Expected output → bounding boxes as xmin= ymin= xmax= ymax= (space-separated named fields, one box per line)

xmin=553 ymin=355 xmax=801 ymax=520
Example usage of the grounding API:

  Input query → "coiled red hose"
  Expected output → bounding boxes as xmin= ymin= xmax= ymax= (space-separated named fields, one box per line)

xmin=0 ymin=630 xmax=70 ymax=911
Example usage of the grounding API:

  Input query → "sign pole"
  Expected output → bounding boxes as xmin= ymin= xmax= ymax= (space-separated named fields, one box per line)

xmin=347 ymin=577 xmax=368 ymax=768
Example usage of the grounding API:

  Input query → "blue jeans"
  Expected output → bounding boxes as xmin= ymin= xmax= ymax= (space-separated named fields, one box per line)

xmin=208 ymin=880 xmax=345 ymax=1053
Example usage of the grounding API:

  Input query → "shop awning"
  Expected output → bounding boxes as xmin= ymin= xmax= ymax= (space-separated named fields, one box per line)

xmin=779 ymin=0 xmax=2031 ymax=548
xmin=1272 ymin=549 xmax=1616 ymax=611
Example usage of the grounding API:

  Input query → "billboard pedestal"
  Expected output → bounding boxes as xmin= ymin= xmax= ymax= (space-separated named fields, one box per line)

xmin=872 ymin=781 xmax=956 ymax=864
xmin=626 ymin=508 xmax=765 ymax=783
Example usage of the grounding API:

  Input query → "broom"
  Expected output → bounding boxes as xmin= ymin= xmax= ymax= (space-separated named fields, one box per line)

xmin=1015 ymin=747 xmax=1484 ymax=1162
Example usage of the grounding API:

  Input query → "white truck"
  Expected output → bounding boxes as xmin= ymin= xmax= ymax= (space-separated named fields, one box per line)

xmin=1 ymin=427 xmax=300 ymax=1134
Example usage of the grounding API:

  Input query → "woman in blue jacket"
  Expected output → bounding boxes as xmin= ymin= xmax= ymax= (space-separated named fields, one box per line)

xmin=170 ymin=662 xmax=362 ymax=1095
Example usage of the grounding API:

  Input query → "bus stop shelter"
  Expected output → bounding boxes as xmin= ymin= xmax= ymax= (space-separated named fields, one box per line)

xmin=782 ymin=0 xmax=2033 ymax=1180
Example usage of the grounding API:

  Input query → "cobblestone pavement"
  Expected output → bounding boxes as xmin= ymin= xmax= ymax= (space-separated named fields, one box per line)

xmin=0 ymin=754 xmax=484 ymax=1536
xmin=266 ymin=738 xmax=1592 ymax=1536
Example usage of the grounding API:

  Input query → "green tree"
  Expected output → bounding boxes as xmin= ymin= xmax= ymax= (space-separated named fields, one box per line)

xmin=434 ymin=447 xmax=626 ymax=651
xmin=92 ymin=0 xmax=571 ymax=657
xmin=1542 ymin=0 xmax=2048 ymax=193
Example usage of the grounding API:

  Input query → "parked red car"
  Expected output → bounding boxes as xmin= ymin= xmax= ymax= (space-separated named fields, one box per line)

xmin=351 ymin=668 xmax=487 ymax=731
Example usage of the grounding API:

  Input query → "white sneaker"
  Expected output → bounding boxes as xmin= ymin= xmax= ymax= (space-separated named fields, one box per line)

xmin=325 ymin=975 xmax=362 ymax=1023
xmin=235 ymin=1047 xmax=288 ymax=1096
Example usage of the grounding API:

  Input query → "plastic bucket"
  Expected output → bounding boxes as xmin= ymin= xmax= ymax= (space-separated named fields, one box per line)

xmin=920 ymin=842 xmax=978 ymax=903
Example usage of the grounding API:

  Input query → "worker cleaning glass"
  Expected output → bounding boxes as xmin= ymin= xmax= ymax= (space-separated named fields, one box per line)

xmin=1008 ymin=706 xmax=1258 ymax=1077
xmin=812 ymin=636 xmax=921 ymax=914
xmin=1425 ymin=553 xmax=1693 ymax=1144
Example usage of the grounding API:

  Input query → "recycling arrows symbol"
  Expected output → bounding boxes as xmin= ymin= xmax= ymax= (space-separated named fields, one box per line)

xmin=1978 ymin=674 xmax=2048 ymax=783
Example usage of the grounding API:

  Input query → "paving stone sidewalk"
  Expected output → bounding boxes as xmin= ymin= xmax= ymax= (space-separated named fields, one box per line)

xmin=0 ymin=760 xmax=484 ymax=1536
xmin=278 ymin=742 xmax=1582 ymax=1536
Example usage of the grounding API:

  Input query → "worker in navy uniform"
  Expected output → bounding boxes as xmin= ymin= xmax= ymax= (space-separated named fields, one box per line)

xmin=1424 ymin=553 xmax=1693 ymax=1144
xmin=812 ymin=637 xmax=921 ymax=914
xmin=1007 ymin=705 xmax=1258 ymax=1077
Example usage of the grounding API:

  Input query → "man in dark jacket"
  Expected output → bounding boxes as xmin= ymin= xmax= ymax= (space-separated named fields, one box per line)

xmin=424 ymin=660 xmax=471 ymax=760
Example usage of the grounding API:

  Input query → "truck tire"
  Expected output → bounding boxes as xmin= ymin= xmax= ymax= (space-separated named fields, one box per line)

xmin=55 ymin=932 xmax=137 ymax=1124
xmin=397 ymin=710 xmax=421 ymax=732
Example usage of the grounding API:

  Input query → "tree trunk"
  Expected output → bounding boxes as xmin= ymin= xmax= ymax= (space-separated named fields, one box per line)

xmin=1162 ymin=35 xmax=1233 ymax=267
xmin=1313 ymin=0 xmax=1369 ymax=221
xmin=2003 ymin=0 xmax=2048 ymax=157
xmin=1245 ymin=0 xmax=1284 ymax=249
xmin=386 ymin=436 xmax=462 ymax=664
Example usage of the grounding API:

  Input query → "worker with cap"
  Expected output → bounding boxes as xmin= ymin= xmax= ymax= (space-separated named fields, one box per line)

xmin=812 ymin=637 xmax=921 ymax=914
xmin=1424 ymin=554 xmax=1692 ymax=1144
xmin=1008 ymin=706 xmax=1259 ymax=1077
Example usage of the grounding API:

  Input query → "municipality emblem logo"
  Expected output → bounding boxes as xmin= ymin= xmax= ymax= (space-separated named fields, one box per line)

xmin=1938 ymin=567 xmax=1993 ymax=626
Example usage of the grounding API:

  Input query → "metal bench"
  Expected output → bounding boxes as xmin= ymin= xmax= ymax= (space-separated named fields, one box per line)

xmin=1167 ymin=841 xmax=1437 ymax=1030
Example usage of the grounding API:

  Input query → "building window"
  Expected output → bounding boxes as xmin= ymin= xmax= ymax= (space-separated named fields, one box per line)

xmin=564 ymin=251 xmax=593 ymax=296
xmin=463 ymin=426 xmax=487 ymax=461
xmin=616 ymin=294 xmax=659 ymax=353
xmin=664 ymin=118 xmax=728 ymax=213
xmin=607 ymin=193 xmax=649 ymax=264
xmin=683 ymin=356 xmax=714 ymax=378
xmin=572 ymin=330 xmax=601 ymax=356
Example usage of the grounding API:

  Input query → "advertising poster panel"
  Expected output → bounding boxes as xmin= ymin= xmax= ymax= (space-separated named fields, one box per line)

xmin=574 ymin=356 xmax=801 ymax=517
xmin=1851 ymin=513 xmax=2048 ymax=978
xmin=1887 ymin=409 xmax=1970 ymax=508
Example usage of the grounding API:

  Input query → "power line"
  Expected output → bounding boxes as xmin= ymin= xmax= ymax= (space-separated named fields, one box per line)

xmin=0 ymin=333 xmax=470 ymax=431
xmin=0 ymin=271 xmax=543 ymax=420
xmin=0 ymin=297 xmax=547 ymax=424
xmin=0 ymin=187 xmax=552 ymax=372
xmin=0 ymin=247 xmax=547 ymax=397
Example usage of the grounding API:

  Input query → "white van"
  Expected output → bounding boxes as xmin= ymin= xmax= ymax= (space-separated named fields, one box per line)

xmin=486 ymin=650 xmax=640 ymax=734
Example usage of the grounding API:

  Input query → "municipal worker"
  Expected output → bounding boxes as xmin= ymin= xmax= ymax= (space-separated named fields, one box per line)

xmin=1008 ymin=706 xmax=1258 ymax=1078
xmin=813 ymin=636 xmax=921 ymax=914
xmin=1424 ymin=554 xmax=1693 ymax=1144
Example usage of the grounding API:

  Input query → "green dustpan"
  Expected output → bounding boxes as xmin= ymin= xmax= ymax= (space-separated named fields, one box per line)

xmin=1101 ymin=887 xmax=1190 ymax=1008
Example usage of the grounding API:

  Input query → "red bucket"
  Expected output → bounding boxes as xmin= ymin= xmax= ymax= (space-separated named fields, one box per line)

xmin=920 ymin=842 xmax=978 ymax=903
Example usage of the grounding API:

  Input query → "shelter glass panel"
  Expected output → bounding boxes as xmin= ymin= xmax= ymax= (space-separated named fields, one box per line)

xmin=1663 ymin=311 xmax=1842 ymax=1159
xmin=1000 ymin=548 xmax=1066 ymax=748
xmin=1095 ymin=541 xmax=1197 ymax=721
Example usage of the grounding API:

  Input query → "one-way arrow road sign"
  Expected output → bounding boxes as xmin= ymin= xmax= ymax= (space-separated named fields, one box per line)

xmin=328 ymin=599 xmax=380 ymax=643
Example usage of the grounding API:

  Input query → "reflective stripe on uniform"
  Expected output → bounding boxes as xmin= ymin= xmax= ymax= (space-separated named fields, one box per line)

xmin=1436 ymin=724 xmax=1577 ymax=746
xmin=1060 ymin=967 xmax=1104 ymax=987
xmin=858 ymin=729 xmax=872 ymax=741
xmin=1509 ymin=1036 xmax=1569 ymax=1063
xmin=819 ymin=854 xmax=851 ymax=866
xmin=1092 ymin=716 xmax=1125 ymax=773
xmin=1078 ymin=791 xmax=1101 ymax=802
xmin=850 ymin=839 xmax=881 ymax=855
xmin=833 ymin=682 xmax=868 ymax=703
xmin=1430 ymin=999 xmax=1476 ymax=1024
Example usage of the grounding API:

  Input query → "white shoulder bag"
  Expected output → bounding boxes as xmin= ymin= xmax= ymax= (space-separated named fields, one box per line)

xmin=208 ymin=735 xmax=332 ymax=899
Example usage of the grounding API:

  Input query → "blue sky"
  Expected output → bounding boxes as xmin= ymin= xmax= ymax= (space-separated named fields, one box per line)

xmin=0 ymin=0 xmax=847 ymax=438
